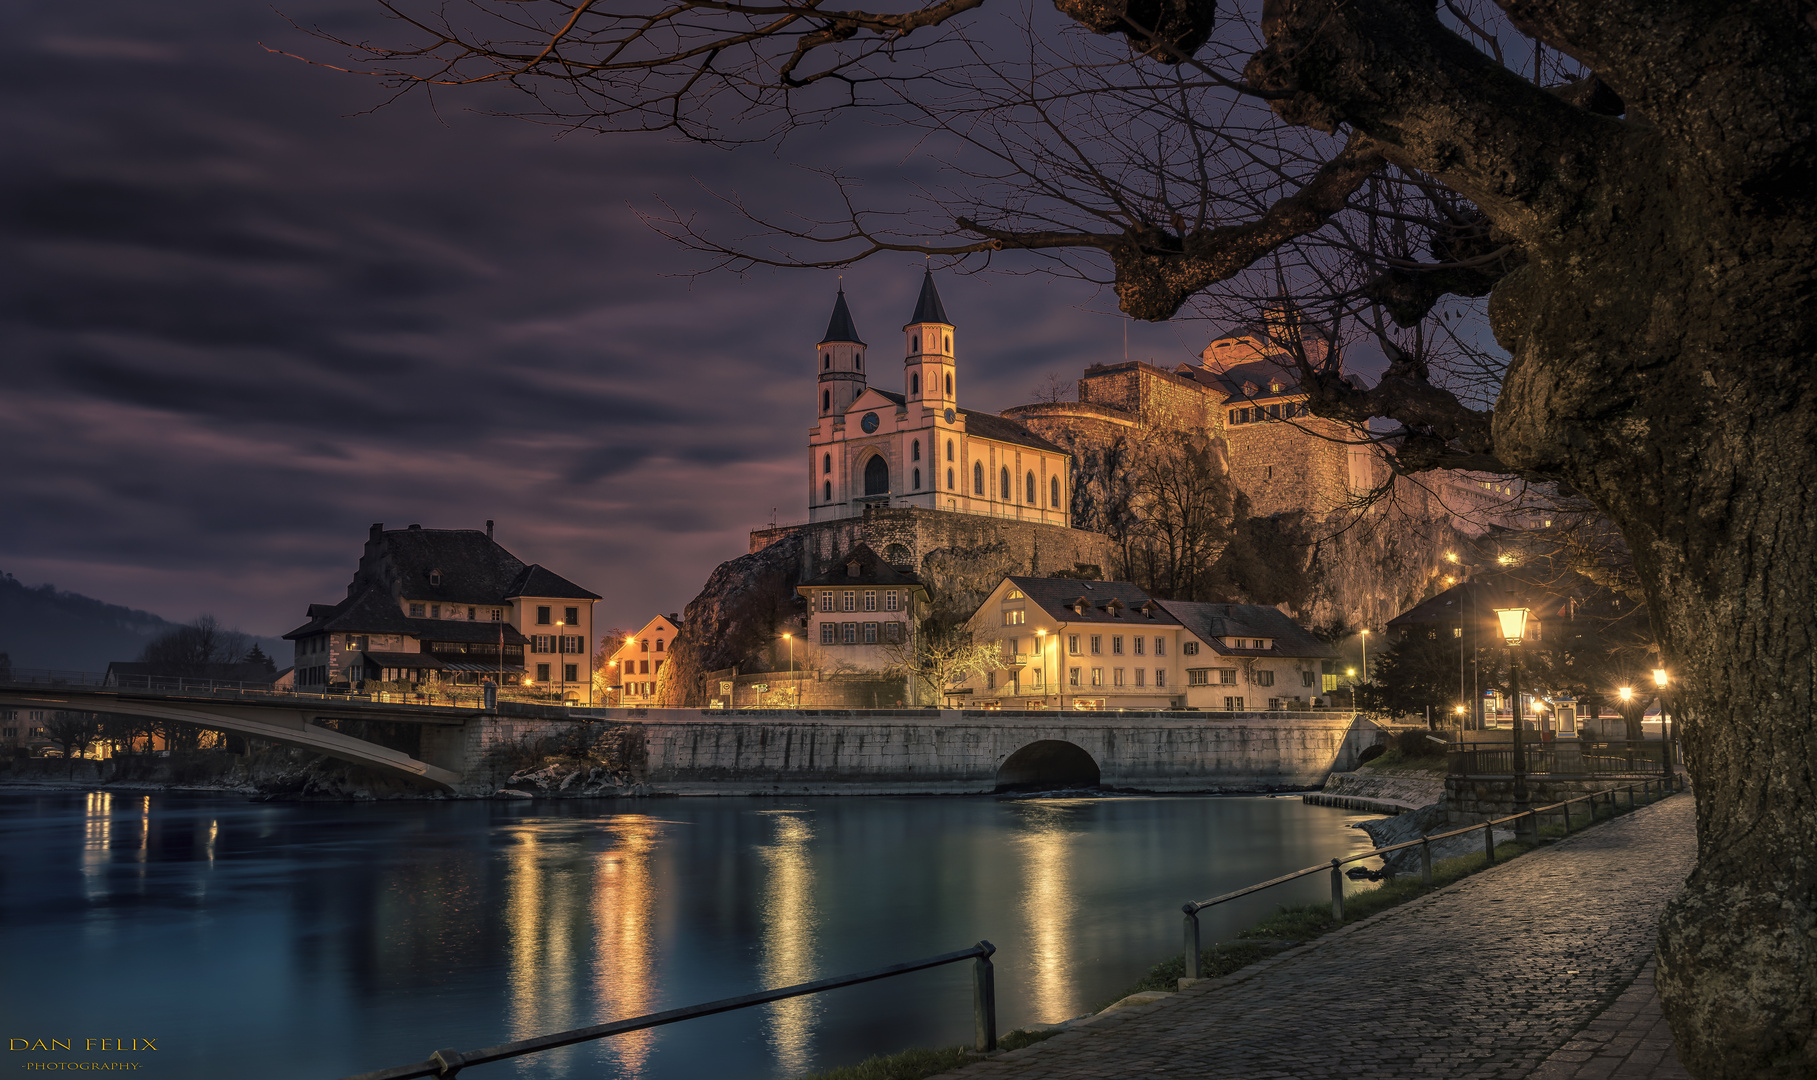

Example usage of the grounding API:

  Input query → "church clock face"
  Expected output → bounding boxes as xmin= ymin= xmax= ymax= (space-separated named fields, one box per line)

xmin=944 ymin=408 xmax=956 ymax=424
xmin=860 ymin=412 xmax=880 ymax=433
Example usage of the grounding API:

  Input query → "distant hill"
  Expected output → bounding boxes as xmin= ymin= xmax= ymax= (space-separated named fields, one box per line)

xmin=0 ymin=573 xmax=287 ymax=674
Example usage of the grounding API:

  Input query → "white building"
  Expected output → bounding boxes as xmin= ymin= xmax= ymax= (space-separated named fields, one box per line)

xmin=808 ymin=273 xmax=1072 ymax=526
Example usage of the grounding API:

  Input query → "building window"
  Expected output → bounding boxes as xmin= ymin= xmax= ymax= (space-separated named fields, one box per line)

xmin=842 ymin=622 xmax=858 ymax=644
xmin=914 ymin=468 xmax=922 ymax=489
xmin=864 ymin=590 xmax=877 ymax=612
xmin=1255 ymin=670 xmax=1275 ymax=687
xmin=536 ymin=663 xmax=551 ymax=681
xmin=885 ymin=591 xmax=900 ymax=611
xmin=1090 ymin=635 xmax=1102 ymax=654
xmin=912 ymin=440 xmax=921 ymax=461
xmin=1133 ymin=637 xmax=1145 ymax=656
xmin=1224 ymin=696 xmax=1244 ymax=711
xmin=946 ymin=468 xmax=955 ymax=490
xmin=821 ymin=623 xmax=836 ymax=645
xmin=1031 ymin=668 xmax=1043 ymax=687
xmin=974 ymin=462 xmax=984 ymax=494
xmin=945 ymin=374 xmax=952 ymax=395
xmin=823 ymin=453 xmax=832 ymax=474
xmin=534 ymin=635 xmax=552 ymax=653
xmin=640 ymin=659 xmax=650 ymax=674
xmin=1183 ymin=641 xmax=1199 ymax=656
xmin=1134 ymin=669 xmax=1145 ymax=687
xmin=856 ymin=352 xmax=863 ymax=370
xmin=641 ymin=639 xmax=650 ymax=652
xmin=1000 ymin=466 xmax=1010 ymax=500
xmin=467 ymin=606 xmax=476 ymax=620
xmin=537 ymin=606 xmax=552 ymax=625
xmin=945 ymin=335 xmax=951 ymax=352
xmin=1218 ymin=668 xmax=1237 ymax=685
xmin=864 ymin=623 xmax=879 ymax=644
xmin=1091 ymin=668 xmax=1103 ymax=686
xmin=1051 ymin=476 xmax=1061 ymax=507
xmin=912 ymin=372 xmax=921 ymax=394
xmin=564 ymin=664 xmax=578 ymax=682
xmin=820 ymin=593 xmax=836 ymax=613
xmin=653 ymin=638 xmax=664 ymax=652
xmin=824 ymin=481 xmax=833 ymax=502
xmin=1155 ymin=638 xmax=1166 ymax=657
xmin=565 ymin=607 xmax=579 ymax=624
xmin=842 ymin=591 xmax=856 ymax=612
xmin=1069 ymin=667 xmax=1080 ymax=686
xmin=986 ymin=672 xmax=995 ymax=690
xmin=430 ymin=604 xmax=441 ymax=619
xmin=409 ymin=603 xmax=424 ymax=617
xmin=1302 ymin=671 xmax=1315 ymax=687
xmin=1155 ymin=669 xmax=1166 ymax=688
xmin=1112 ymin=635 xmax=1124 ymax=655
xmin=823 ymin=390 xmax=831 ymax=411
xmin=1113 ymin=668 xmax=1125 ymax=687
xmin=1002 ymin=609 xmax=1026 ymax=626
xmin=883 ymin=622 xmax=905 ymax=644
xmin=1025 ymin=471 xmax=1036 ymax=503
xmin=946 ymin=439 xmax=954 ymax=461
xmin=430 ymin=570 xmax=443 ymax=587
xmin=1068 ymin=635 xmax=1079 ymax=655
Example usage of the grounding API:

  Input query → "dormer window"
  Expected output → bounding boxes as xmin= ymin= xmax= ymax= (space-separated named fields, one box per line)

xmin=429 ymin=569 xmax=443 ymax=587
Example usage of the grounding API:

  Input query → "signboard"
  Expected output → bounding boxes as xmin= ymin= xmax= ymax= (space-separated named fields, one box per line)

xmin=753 ymin=683 xmax=770 ymax=692
xmin=719 ymin=681 xmax=734 ymax=694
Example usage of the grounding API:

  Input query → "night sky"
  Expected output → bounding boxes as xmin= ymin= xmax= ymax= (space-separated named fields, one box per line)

xmin=2 ymin=0 xmax=1250 ymax=640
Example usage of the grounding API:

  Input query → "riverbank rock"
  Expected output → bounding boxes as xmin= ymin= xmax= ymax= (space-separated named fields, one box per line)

xmin=1315 ymin=768 xmax=1447 ymax=812
xmin=1359 ymin=802 xmax=1512 ymax=875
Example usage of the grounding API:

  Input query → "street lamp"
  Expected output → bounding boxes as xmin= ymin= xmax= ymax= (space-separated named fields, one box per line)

xmin=1454 ymin=703 xmax=1467 ymax=731
xmin=556 ymin=620 xmax=567 ymax=705
xmin=1359 ymin=628 xmax=1370 ymax=712
xmin=1493 ymin=605 xmax=1531 ymax=811
xmin=1653 ymin=667 xmax=1674 ymax=782
xmin=782 ymin=632 xmax=795 ymax=706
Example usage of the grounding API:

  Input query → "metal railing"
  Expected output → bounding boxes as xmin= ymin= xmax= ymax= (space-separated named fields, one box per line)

xmin=0 ymin=668 xmax=501 ymax=711
xmin=335 ymin=942 xmax=999 ymax=1079
xmin=1178 ymin=776 xmax=1684 ymax=980
xmin=1450 ymin=739 xmax=1673 ymax=779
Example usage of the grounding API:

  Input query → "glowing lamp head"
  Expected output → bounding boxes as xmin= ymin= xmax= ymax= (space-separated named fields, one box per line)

xmin=1618 ymin=686 xmax=1634 ymax=702
xmin=782 ymin=632 xmax=792 ymax=640
xmin=1493 ymin=606 xmax=1530 ymax=645
xmin=1653 ymin=668 xmax=1669 ymax=688
xmin=1346 ymin=667 xmax=1357 ymax=678
xmin=1444 ymin=551 xmax=1458 ymax=563
xmin=1454 ymin=705 xmax=1466 ymax=715
xmin=522 ymin=677 xmax=533 ymax=686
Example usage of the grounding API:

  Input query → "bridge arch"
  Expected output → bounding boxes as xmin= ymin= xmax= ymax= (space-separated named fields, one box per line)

xmin=995 ymin=740 xmax=1101 ymax=792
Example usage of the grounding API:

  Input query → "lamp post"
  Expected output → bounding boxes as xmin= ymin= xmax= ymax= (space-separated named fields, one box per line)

xmin=1454 ymin=704 xmax=1467 ymax=733
xmin=1494 ymin=605 xmax=1531 ymax=811
xmin=1653 ymin=667 xmax=1674 ymax=782
xmin=782 ymin=632 xmax=795 ymax=706
xmin=1035 ymin=629 xmax=1048 ymax=708
xmin=1359 ymin=628 xmax=1370 ymax=715
xmin=556 ymin=620 xmax=567 ymax=705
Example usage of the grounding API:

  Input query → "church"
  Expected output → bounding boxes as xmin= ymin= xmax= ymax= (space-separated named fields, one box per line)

xmin=808 ymin=272 xmax=1072 ymax=528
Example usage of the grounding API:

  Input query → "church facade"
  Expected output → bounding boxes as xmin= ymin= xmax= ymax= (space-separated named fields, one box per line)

xmin=808 ymin=273 xmax=1071 ymax=528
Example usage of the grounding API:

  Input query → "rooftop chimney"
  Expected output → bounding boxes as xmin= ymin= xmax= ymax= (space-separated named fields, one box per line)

xmin=486 ymin=519 xmax=495 ymax=541
xmin=408 ymin=524 xmax=422 ymax=530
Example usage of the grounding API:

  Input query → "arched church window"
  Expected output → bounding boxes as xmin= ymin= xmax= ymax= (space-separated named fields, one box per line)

xmin=823 ymin=453 xmax=831 ymax=475
xmin=945 ymin=335 xmax=951 ymax=352
xmin=823 ymin=480 xmax=831 ymax=502
xmin=864 ymin=454 xmax=890 ymax=496
xmin=973 ymin=462 xmax=984 ymax=494
xmin=911 ymin=373 xmax=920 ymax=395
xmin=945 ymin=374 xmax=952 ymax=396
xmin=1026 ymin=471 xmax=1036 ymax=503
xmin=1001 ymin=466 xmax=1011 ymax=500
xmin=856 ymin=353 xmax=863 ymax=370
xmin=912 ymin=440 xmax=921 ymax=461
xmin=1051 ymin=476 xmax=1061 ymax=507
xmin=947 ymin=468 xmax=955 ymax=489
xmin=913 ymin=468 xmax=922 ymax=490
xmin=946 ymin=439 xmax=954 ymax=461
xmin=823 ymin=390 xmax=831 ymax=412
xmin=824 ymin=355 xmax=830 ymax=370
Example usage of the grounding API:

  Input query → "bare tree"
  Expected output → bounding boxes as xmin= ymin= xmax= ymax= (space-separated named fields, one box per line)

xmin=140 ymin=616 xmax=251 ymax=679
xmin=1121 ymin=427 xmax=1238 ymax=600
xmin=880 ymin=623 xmax=1000 ymax=705
xmin=315 ymin=0 xmax=1817 ymax=1068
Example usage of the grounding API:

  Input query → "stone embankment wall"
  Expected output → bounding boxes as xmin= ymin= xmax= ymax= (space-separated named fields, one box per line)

xmin=629 ymin=709 xmax=1377 ymax=795
xmin=1444 ymin=775 xmax=1666 ymax=824
xmin=1304 ymin=768 xmax=1447 ymax=814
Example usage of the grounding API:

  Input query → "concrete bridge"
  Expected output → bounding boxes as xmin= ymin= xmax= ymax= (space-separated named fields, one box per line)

xmin=2 ymin=679 xmax=1381 ymax=796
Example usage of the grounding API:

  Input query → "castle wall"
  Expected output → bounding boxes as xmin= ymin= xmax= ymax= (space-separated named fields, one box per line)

xmin=748 ymin=505 xmax=1113 ymax=581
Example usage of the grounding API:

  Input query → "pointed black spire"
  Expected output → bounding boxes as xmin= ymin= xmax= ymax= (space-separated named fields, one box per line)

xmin=909 ymin=269 xmax=951 ymax=325
xmin=820 ymin=287 xmax=865 ymax=344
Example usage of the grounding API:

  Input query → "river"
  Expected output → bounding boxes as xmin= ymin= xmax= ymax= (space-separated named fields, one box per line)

xmin=0 ymin=790 xmax=1385 ymax=1079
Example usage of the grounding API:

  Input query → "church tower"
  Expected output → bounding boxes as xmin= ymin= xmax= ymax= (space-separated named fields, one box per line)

xmin=818 ymin=288 xmax=868 ymax=418
xmin=903 ymin=270 xmax=955 ymax=409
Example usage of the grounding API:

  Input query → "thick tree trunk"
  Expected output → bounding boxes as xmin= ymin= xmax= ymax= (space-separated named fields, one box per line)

xmin=1489 ymin=184 xmax=1817 ymax=1074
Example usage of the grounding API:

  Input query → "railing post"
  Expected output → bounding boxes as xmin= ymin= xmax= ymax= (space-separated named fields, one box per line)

xmin=1420 ymin=837 xmax=1433 ymax=888
xmin=973 ymin=941 xmax=997 ymax=1052
xmin=1329 ymin=858 xmax=1344 ymax=921
xmin=1563 ymin=798 xmax=1573 ymax=834
xmin=1182 ymin=905 xmax=1202 ymax=981
xmin=1526 ymin=809 xmax=1538 ymax=844
xmin=1484 ymin=821 xmax=1497 ymax=864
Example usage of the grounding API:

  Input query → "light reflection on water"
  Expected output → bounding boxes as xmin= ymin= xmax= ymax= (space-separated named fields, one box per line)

xmin=0 ymin=792 xmax=1383 ymax=1080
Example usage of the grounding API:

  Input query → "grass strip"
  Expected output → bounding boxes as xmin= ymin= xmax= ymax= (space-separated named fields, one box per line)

xmin=786 ymin=1029 xmax=1059 ymax=1080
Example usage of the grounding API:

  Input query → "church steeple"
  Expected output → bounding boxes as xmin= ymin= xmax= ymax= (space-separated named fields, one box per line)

xmin=817 ymin=286 xmax=868 ymax=418
xmin=904 ymin=269 xmax=956 ymax=409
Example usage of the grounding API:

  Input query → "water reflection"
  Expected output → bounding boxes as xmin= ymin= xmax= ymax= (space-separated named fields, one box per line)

xmin=1012 ymin=802 xmax=1079 ymax=1023
xmin=590 ymin=817 xmax=660 ymax=1077
xmin=757 ymin=811 xmax=819 ymax=1077
xmin=81 ymin=792 xmax=110 ymax=901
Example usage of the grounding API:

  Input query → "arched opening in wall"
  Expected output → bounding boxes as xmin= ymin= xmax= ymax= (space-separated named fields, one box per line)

xmin=1000 ymin=466 xmax=1011 ymax=501
xmin=994 ymin=740 xmax=1101 ymax=792
xmin=1051 ymin=476 xmax=1062 ymax=507
xmin=823 ymin=390 xmax=830 ymax=412
xmin=1026 ymin=471 xmax=1036 ymax=504
xmin=911 ymin=372 xmax=921 ymax=395
xmin=864 ymin=454 xmax=890 ymax=495
xmin=883 ymin=542 xmax=912 ymax=568
xmin=823 ymin=480 xmax=832 ymax=502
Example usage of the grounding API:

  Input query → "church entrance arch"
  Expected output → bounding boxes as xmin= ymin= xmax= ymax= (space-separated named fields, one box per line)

xmin=994 ymin=740 xmax=1101 ymax=792
xmin=863 ymin=454 xmax=890 ymax=495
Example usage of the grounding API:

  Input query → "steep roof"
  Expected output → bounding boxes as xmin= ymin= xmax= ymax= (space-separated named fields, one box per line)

xmin=1194 ymin=359 xmax=1304 ymax=402
xmin=820 ymin=288 xmax=866 ymax=345
xmin=1156 ymin=600 xmax=1337 ymax=659
xmin=908 ymin=270 xmax=951 ymax=325
xmin=965 ymin=410 xmax=1066 ymax=453
xmin=1007 ymin=577 xmax=1179 ymax=625
xmin=506 ymin=564 xmax=601 ymax=601
xmin=284 ymin=583 xmax=417 ymax=639
xmin=798 ymin=542 xmax=929 ymax=593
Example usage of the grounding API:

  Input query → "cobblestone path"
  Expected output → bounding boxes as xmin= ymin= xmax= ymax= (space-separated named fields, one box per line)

xmin=950 ymin=793 xmax=1695 ymax=1080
